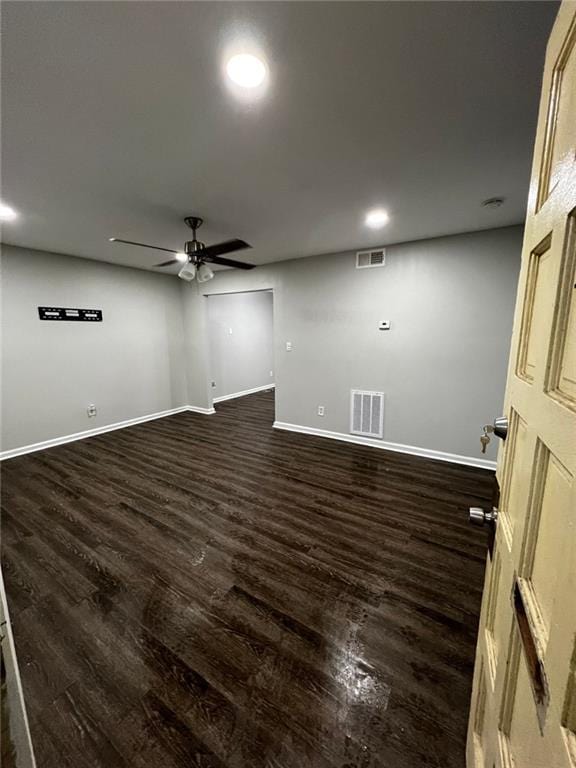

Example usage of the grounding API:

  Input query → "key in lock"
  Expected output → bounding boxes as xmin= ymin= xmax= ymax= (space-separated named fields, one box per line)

xmin=480 ymin=424 xmax=494 ymax=454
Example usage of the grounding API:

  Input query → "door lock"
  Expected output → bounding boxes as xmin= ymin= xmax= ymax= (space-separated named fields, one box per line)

xmin=479 ymin=415 xmax=509 ymax=453
xmin=493 ymin=416 xmax=508 ymax=440
xmin=469 ymin=507 xmax=498 ymax=526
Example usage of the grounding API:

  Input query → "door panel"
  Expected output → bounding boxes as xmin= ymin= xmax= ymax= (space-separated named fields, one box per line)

xmin=537 ymin=16 xmax=576 ymax=208
xmin=516 ymin=234 xmax=554 ymax=383
xmin=547 ymin=211 xmax=576 ymax=407
xmin=467 ymin=3 xmax=576 ymax=767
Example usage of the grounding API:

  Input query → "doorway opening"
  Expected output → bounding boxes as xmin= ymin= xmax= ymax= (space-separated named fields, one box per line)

xmin=206 ymin=289 xmax=275 ymax=422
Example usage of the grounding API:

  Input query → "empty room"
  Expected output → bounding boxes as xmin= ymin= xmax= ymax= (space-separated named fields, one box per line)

xmin=1 ymin=2 xmax=574 ymax=768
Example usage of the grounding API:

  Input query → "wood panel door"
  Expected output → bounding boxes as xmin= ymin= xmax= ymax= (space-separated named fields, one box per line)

xmin=467 ymin=3 xmax=576 ymax=767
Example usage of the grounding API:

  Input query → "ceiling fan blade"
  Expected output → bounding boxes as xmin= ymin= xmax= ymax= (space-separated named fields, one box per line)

xmin=203 ymin=254 xmax=255 ymax=270
xmin=109 ymin=238 xmax=179 ymax=254
xmin=154 ymin=259 xmax=181 ymax=268
xmin=200 ymin=239 xmax=251 ymax=259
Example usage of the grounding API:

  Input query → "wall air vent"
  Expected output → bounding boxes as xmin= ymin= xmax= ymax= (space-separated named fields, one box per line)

xmin=356 ymin=248 xmax=386 ymax=269
xmin=350 ymin=390 xmax=385 ymax=438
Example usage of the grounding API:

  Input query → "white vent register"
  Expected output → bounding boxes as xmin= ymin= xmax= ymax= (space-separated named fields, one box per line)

xmin=356 ymin=248 xmax=386 ymax=268
xmin=350 ymin=390 xmax=385 ymax=438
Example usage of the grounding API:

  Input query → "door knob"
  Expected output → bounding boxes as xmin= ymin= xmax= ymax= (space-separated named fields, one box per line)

xmin=469 ymin=507 xmax=498 ymax=526
xmin=493 ymin=416 xmax=508 ymax=440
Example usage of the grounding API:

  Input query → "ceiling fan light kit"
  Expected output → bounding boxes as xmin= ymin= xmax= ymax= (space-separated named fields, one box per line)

xmin=178 ymin=263 xmax=197 ymax=282
xmin=196 ymin=263 xmax=214 ymax=283
xmin=109 ymin=215 xmax=255 ymax=281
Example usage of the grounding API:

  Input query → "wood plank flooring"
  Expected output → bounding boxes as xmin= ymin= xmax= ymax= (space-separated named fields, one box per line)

xmin=1 ymin=391 xmax=492 ymax=768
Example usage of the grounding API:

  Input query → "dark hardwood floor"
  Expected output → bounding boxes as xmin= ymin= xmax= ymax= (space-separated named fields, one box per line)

xmin=1 ymin=391 xmax=492 ymax=768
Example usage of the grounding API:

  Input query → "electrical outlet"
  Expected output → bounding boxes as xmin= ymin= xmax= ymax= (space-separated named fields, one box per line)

xmin=317 ymin=405 xmax=325 ymax=416
xmin=286 ymin=341 xmax=293 ymax=351
xmin=269 ymin=370 xmax=273 ymax=377
xmin=87 ymin=404 xmax=97 ymax=418
xmin=229 ymin=327 xmax=233 ymax=335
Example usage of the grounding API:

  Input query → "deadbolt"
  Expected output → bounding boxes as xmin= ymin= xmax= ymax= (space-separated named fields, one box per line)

xmin=493 ymin=416 xmax=508 ymax=440
xmin=469 ymin=507 xmax=498 ymax=526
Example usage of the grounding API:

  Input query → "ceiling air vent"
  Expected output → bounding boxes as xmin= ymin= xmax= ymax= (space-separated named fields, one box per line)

xmin=356 ymin=248 xmax=386 ymax=269
xmin=350 ymin=390 xmax=385 ymax=438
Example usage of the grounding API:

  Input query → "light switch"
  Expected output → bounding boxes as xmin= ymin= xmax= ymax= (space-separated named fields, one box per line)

xmin=286 ymin=341 xmax=293 ymax=351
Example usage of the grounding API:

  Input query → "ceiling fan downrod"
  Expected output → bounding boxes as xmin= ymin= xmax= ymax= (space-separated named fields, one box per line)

xmin=184 ymin=216 xmax=205 ymax=256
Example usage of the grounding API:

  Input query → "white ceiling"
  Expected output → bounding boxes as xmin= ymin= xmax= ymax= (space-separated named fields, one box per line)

xmin=1 ymin=1 xmax=557 ymax=272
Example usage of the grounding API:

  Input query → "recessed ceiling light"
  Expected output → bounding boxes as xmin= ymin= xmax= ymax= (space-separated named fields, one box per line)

xmin=365 ymin=209 xmax=389 ymax=229
xmin=175 ymin=252 xmax=187 ymax=263
xmin=226 ymin=54 xmax=267 ymax=89
xmin=0 ymin=203 xmax=18 ymax=221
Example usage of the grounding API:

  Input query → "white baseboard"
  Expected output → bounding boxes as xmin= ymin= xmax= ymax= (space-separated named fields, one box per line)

xmin=187 ymin=405 xmax=216 ymax=415
xmin=213 ymin=383 xmax=275 ymax=404
xmin=273 ymin=421 xmax=497 ymax=471
xmin=0 ymin=404 xmax=215 ymax=461
xmin=1 ymin=403 xmax=495 ymax=471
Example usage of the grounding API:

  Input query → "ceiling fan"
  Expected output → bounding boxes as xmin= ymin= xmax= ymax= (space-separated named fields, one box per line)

xmin=109 ymin=216 xmax=255 ymax=282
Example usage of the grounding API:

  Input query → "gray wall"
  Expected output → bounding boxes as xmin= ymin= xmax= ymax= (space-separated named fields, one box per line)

xmin=1 ymin=245 xmax=188 ymax=451
xmin=182 ymin=226 xmax=522 ymax=461
xmin=2 ymin=226 xmax=521 ymax=462
xmin=207 ymin=291 xmax=274 ymax=400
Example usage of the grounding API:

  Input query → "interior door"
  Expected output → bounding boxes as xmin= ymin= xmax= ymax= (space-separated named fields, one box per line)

xmin=467 ymin=3 xmax=576 ymax=767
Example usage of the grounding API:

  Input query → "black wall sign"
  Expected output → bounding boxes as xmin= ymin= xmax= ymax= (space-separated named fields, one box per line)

xmin=38 ymin=307 xmax=103 ymax=322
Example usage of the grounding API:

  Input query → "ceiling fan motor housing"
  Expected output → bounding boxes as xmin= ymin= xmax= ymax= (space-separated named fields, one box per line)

xmin=185 ymin=240 xmax=205 ymax=257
